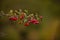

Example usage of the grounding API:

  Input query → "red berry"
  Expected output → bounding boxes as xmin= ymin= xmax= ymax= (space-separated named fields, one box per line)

xmin=9 ymin=17 xmax=18 ymax=21
xmin=40 ymin=16 xmax=43 ymax=21
xmin=40 ymin=16 xmax=43 ymax=19
xmin=30 ymin=19 xmax=37 ymax=23
xmin=33 ymin=21 xmax=39 ymax=24
xmin=24 ymin=22 xmax=30 ymax=26
xmin=20 ymin=15 xmax=24 ymax=20
xmin=30 ymin=19 xmax=39 ymax=24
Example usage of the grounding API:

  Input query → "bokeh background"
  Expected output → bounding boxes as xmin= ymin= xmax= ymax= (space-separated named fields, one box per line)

xmin=0 ymin=0 xmax=60 ymax=40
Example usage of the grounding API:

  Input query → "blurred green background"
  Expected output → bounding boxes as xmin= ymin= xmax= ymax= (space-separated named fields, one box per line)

xmin=0 ymin=0 xmax=60 ymax=40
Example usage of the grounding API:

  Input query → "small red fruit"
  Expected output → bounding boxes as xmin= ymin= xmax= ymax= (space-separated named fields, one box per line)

xmin=20 ymin=12 xmax=25 ymax=20
xmin=40 ymin=16 xmax=43 ymax=21
xmin=20 ymin=16 xmax=24 ymax=20
xmin=9 ymin=17 xmax=18 ymax=21
xmin=33 ymin=21 xmax=39 ymax=24
xmin=30 ymin=19 xmax=39 ymax=24
xmin=30 ymin=19 xmax=37 ymax=23
xmin=24 ymin=22 xmax=30 ymax=26
xmin=40 ymin=16 xmax=43 ymax=19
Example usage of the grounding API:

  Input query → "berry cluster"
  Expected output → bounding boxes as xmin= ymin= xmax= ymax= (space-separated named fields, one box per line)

xmin=0 ymin=9 xmax=43 ymax=26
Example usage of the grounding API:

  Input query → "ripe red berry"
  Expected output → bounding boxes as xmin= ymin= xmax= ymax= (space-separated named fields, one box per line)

xmin=24 ymin=22 xmax=30 ymax=26
xmin=20 ymin=15 xmax=24 ymax=20
xmin=9 ymin=17 xmax=18 ymax=21
xmin=30 ymin=19 xmax=37 ymax=23
xmin=33 ymin=21 xmax=39 ymax=24
xmin=30 ymin=19 xmax=39 ymax=24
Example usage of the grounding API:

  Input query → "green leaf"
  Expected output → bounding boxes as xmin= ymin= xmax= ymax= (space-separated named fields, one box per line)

xmin=24 ymin=19 xmax=27 ymax=23
xmin=24 ymin=9 xmax=28 ymax=13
